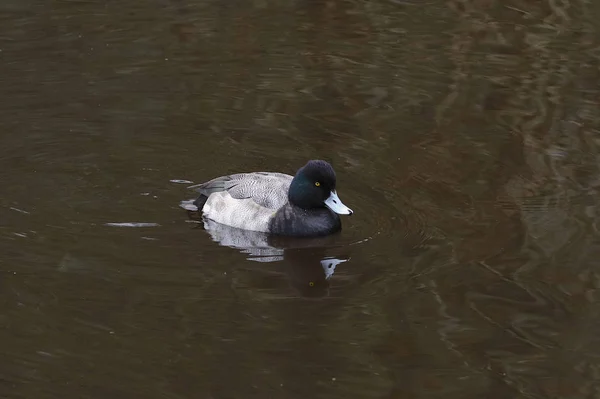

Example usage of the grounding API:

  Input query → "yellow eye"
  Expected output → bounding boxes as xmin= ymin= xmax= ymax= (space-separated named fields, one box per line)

xmin=309 ymin=281 xmax=315 ymax=287
xmin=315 ymin=181 xmax=321 ymax=187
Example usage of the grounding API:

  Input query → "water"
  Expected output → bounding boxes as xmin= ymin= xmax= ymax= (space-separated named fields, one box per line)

xmin=2 ymin=0 xmax=600 ymax=398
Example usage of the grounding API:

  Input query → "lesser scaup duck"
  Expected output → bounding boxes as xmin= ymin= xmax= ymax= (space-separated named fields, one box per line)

xmin=182 ymin=160 xmax=353 ymax=237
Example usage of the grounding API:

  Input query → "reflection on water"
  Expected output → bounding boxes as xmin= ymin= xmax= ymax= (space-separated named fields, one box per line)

xmin=1 ymin=0 xmax=600 ymax=398
xmin=197 ymin=217 xmax=350 ymax=297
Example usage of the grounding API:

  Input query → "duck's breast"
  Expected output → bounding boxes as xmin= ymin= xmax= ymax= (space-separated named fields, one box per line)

xmin=269 ymin=204 xmax=341 ymax=237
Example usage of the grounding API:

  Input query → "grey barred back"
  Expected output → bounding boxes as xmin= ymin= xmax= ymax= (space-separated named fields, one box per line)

xmin=190 ymin=172 xmax=293 ymax=210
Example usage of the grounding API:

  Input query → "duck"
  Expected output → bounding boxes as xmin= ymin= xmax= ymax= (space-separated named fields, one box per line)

xmin=181 ymin=160 xmax=353 ymax=237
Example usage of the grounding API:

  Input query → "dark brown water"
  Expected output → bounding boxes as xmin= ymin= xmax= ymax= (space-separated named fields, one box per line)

xmin=2 ymin=0 xmax=600 ymax=398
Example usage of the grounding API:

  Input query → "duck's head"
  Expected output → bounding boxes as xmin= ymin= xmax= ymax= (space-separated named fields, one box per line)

xmin=288 ymin=160 xmax=353 ymax=215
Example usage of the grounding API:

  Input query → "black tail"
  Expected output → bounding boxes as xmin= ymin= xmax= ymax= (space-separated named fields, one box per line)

xmin=193 ymin=194 xmax=209 ymax=210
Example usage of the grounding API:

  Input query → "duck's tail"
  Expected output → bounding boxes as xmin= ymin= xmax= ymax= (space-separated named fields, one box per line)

xmin=179 ymin=194 xmax=210 ymax=212
xmin=179 ymin=199 xmax=199 ymax=212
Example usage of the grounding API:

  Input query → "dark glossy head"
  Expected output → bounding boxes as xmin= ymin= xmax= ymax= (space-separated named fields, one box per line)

xmin=288 ymin=160 xmax=353 ymax=215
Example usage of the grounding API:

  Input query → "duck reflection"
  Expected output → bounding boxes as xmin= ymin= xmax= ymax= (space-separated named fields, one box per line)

xmin=197 ymin=218 xmax=350 ymax=297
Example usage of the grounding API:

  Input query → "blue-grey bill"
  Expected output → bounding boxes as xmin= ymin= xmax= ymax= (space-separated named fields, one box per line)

xmin=324 ymin=191 xmax=353 ymax=215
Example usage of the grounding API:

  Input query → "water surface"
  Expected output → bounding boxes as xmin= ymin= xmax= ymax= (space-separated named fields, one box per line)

xmin=1 ymin=0 xmax=600 ymax=398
